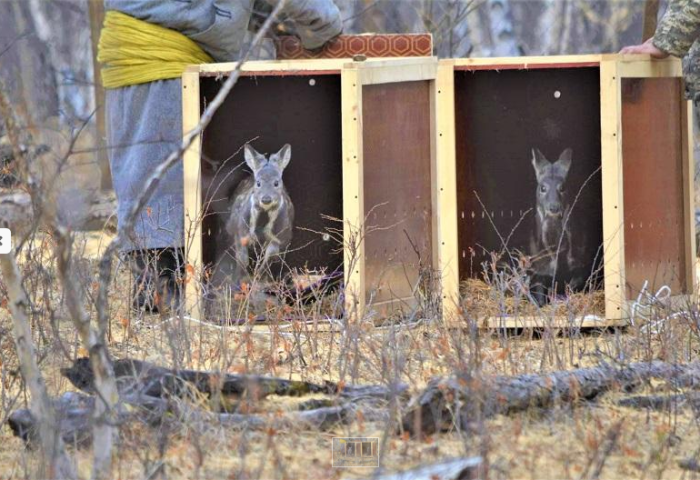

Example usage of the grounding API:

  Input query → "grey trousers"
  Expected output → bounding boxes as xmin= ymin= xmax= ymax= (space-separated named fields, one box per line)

xmin=107 ymin=79 xmax=184 ymax=251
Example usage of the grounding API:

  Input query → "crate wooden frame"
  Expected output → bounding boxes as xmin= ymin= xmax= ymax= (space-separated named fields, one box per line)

xmin=182 ymin=57 xmax=449 ymax=321
xmin=437 ymin=54 xmax=696 ymax=328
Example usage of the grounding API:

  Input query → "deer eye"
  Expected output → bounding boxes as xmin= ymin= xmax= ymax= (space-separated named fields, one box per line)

xmin=540 ymin=185 xmax=546 ymax=193
xmin=274 ymin=181 xmax=280 ymax=187
xmin=256 ymin=181 xmax=261 ymax=188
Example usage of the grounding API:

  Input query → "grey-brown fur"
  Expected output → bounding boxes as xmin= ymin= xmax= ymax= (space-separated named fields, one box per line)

xmin=225 ymin=144 xmax=295 ymax=283
xmin=529 ymin=148 xmax=582 ymax=304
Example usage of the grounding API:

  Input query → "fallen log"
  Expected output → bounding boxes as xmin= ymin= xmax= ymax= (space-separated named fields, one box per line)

xmin=9 ymin=391 xmax=355 ymax=447
xmin=61 ymin=357 xmax=334 ymax=400
xmin=0 ymin=188 xmax=116 ymax=235
xmin=679 ymin=458 xmax=700 ymax=473
xmin=8 ymin=391 xmax=167 ymax=447
xmin=402 ymin=361 xmax=700 ymax=437
xmin=617 ymin=392 xmax=700 ymax=411
xmin=361 ymin=457 xmax=483 ymax=480
xmin=61 ymin=357 xmax=409 ymax=404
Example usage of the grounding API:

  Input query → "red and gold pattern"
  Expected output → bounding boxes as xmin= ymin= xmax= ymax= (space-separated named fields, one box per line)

xmin=274 ymin=34 xmax=433 ymax=60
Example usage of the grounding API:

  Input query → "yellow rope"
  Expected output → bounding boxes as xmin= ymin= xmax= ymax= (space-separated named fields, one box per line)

xmin=98 ymin=11 xmax=213 ymax=89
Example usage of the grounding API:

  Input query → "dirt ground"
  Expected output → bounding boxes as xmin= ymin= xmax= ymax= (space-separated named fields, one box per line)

xmin=2 ymin=231 xmax=700 ymax=480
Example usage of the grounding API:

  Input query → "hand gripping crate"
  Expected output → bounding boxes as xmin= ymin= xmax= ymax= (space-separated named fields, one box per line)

xmin=181 ymin=57 xmax=452 ymax=322
xmin=435 ymin=55 xmax=696 ymax=328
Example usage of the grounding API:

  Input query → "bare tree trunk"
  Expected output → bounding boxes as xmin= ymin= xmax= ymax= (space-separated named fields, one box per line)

xmin=642 ymin=0 xmax=660 ymax=41
xmin=0 ymin=75 xmax=76 ymax=480
xmin=538 ymin=0 xmax=567 ymax=54
xmin=0 ymin=1 xmax=59 ymax=124
xmin=361 ymin=457 xmax=483 ymax=480
xmin=465 ymin=2 xmax=492 ymax=56
xmin=486 ymin=0 xmax=520 ymax=56
xmin=0 ymin=256 xmax=77 ymax=479
xmin=54 ymin=228 xmax=119 ymax=480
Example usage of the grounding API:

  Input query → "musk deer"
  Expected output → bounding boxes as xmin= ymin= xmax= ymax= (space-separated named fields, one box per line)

xmin=222 ymin=143 xmax=295 ymax=285
xmin=529 ymin=147 xmax=584 ymax=305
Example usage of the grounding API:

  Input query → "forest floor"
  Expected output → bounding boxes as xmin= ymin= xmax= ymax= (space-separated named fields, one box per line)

xmin=1 ymin=231 xmax=700 ymax=480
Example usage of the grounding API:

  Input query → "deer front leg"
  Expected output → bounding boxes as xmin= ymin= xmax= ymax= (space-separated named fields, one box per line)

xmin=261 ymin=241 xmax=280 ymax=271
xmin=233 ymin=237 xmax=250 ymax=285
xmin=263 ymin=208 xmax=282 ymax=245
xmin=248 ymin=206 xmax=260 ymax=241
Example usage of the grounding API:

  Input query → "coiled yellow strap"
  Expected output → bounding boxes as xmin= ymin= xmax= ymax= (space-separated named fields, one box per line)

xmin=98 ymin=11 xmax=213 ymax=89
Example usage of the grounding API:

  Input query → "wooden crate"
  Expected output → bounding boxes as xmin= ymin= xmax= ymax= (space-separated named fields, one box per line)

xmin=181 ymin=57 xmax=444 ymax=321
xmin=436 ymin=55 xmax=696 ymax=328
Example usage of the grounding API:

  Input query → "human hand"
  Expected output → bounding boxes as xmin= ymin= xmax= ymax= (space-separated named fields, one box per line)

xmin=619 ymin=38 xmax=669 ymax=59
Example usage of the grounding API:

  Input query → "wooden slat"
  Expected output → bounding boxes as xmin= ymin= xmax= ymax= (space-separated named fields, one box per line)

xmin=341 ymin=68 xmax=366 ymax=319
xmin=453 ymin=54 xmax=606 ymax=68
xmin=434 ymin=61 xmax=461 ymax=326
xmin=356 ymin=58 xmax=438 ymax=85
xmin=617 ymin=57 xmax=682 ymax=78
xmin=87 ymin=0 xmax=110 ymax=191
xmin=600 ymin=60 xmax=626 ymax=320
xmin=477 ymin=316 xmax=626 ymax=330
xmin=182 ymin=71 xmax=203 ymax=320
xmin=681 ymin=99 xmax=697 ymax=293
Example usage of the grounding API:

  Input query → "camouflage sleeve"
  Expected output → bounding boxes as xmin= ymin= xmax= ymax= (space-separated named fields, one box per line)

xmin=653 ymin=0 xmax=700 ymax=57
xmin=264 ymin=0 xmax=342 ymax=49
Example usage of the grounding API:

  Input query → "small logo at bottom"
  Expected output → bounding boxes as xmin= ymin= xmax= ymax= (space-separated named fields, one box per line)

xmin=0 ymin=228 xmax=11 ymax=254
xmin=332 ymin=437 xmax=379 ymax=468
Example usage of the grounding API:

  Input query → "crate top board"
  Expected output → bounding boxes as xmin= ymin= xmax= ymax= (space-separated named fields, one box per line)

xmin=187 ymin=56 xmax=438 ymax=82
xmin=443 ymin=53 xmax=682 ymax=76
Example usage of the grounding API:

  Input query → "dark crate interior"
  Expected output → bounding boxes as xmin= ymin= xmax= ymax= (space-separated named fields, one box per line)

xmin=199 ymin=74 xmax=343 ymax=278
xmin=454 ymin=67 xmax=604 ymax=291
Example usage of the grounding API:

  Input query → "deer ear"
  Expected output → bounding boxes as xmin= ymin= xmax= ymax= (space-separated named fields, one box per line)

xmin=556 ymin=148 xmax=573 ymax=176
xmin=271 ymin=144 xmax=292 ymax=171
xmin=243 ymin=144 xmax=265 ymax=172
xmin=531 ymin=148 xmax=547 ymax=181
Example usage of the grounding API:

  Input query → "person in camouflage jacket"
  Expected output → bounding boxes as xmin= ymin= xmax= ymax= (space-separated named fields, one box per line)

xmin=621 ymin=0 xmax=700 ymax=100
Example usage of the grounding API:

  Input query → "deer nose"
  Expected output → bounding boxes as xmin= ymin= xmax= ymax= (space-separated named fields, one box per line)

xmin=261 ymin=196 xmax=273 ymax=205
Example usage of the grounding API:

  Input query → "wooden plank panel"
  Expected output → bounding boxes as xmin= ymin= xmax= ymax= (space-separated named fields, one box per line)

xmin=362 ymin=81 xmax=433 ymax=311
xmin=621 ymin=77 xmax=687 ymax=297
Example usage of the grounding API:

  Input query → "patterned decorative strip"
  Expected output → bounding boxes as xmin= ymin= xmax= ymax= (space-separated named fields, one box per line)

xmin=275 ymin=34 xmax=433 ymax=60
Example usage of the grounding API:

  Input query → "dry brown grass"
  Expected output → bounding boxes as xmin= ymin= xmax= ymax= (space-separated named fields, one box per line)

xmin=2 ymin=231 xmax=700 ymax=479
